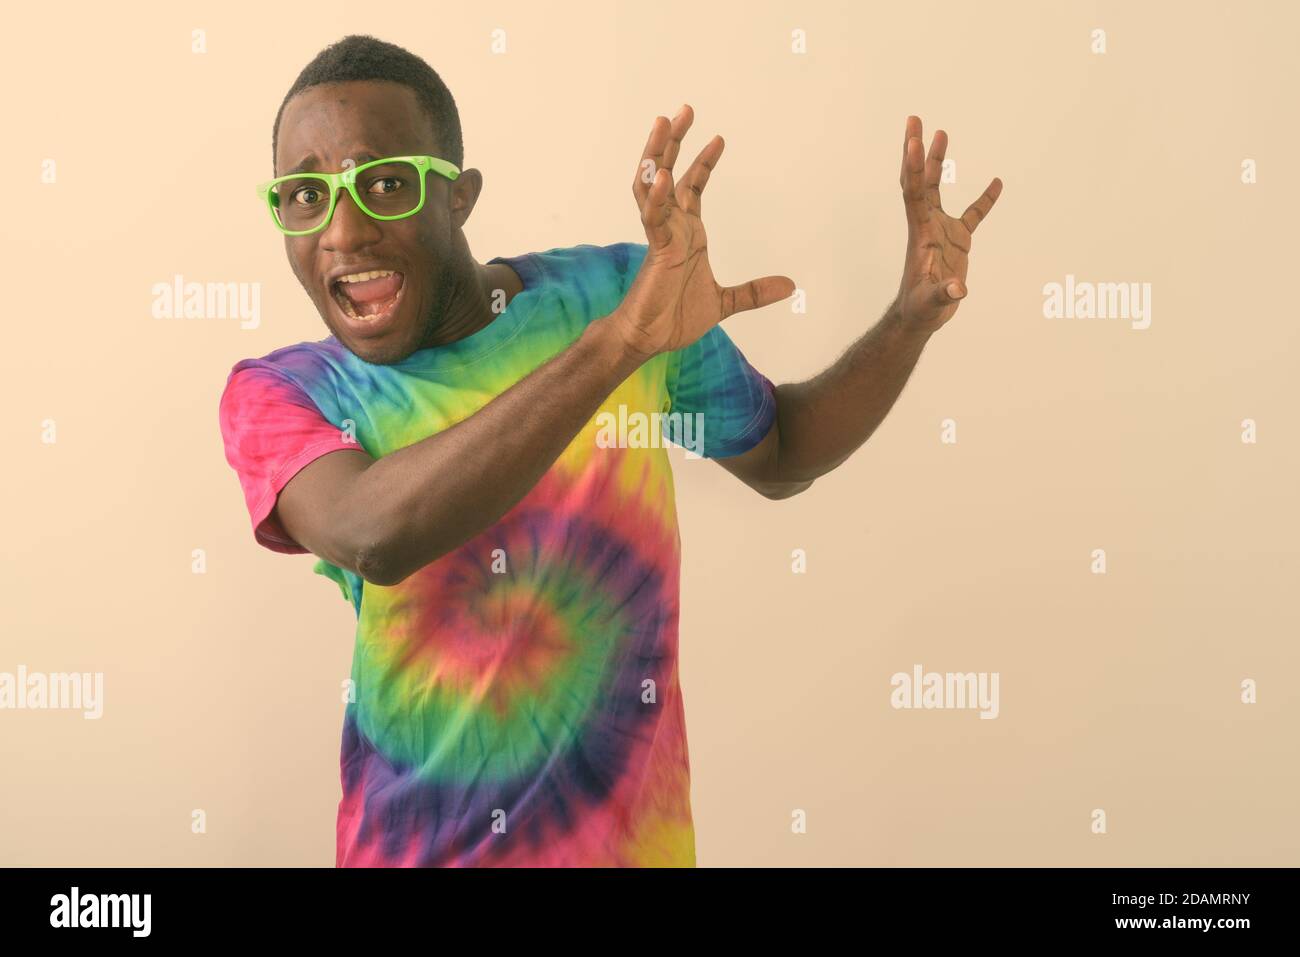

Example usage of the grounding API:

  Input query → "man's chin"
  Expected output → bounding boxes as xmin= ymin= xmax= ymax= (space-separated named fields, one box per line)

xmin=323 ymin=294 xmax=420 ymax=364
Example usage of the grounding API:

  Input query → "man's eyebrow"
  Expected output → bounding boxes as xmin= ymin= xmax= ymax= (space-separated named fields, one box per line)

xmin=284 ymin=154 xmax=318 ymax=176
xmin=283 ymin=152 xmax=384 ymax=176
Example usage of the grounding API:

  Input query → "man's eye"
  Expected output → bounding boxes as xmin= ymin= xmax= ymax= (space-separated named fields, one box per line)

xmin=292 ymin=187 xmax=325 ymax=206
xmin=368 ymin=177 xmax=403 ymax=194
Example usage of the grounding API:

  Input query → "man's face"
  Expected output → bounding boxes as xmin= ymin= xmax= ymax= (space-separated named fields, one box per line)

xmin=274 ymin=80 xmax=477 ymax=364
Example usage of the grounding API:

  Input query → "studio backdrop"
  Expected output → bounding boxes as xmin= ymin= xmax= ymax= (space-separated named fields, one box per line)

xmin=1 ymin=0 xmax=1295 ymax=866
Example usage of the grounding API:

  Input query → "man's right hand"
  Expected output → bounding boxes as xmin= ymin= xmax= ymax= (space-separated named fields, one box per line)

xmin=611 ymin=104 xmax=795 ymax=363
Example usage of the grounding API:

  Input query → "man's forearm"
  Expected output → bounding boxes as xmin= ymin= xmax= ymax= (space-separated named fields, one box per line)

xmin=771 ymin=302 xmax=934 ymax=484
xmin=349 ymin=313 xmax=643 ymax=585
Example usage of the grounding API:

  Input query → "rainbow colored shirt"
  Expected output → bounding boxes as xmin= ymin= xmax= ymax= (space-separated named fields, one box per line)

xmin=218 ymin=242 xmax=776 ymax=866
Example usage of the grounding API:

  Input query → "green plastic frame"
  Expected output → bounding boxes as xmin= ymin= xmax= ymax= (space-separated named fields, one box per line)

xmin=255 ymin=154 xmax=461 ymax=236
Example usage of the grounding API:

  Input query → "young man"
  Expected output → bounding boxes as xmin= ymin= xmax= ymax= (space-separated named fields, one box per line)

xmin=219 ymin=35 xmax=1001 ymax=867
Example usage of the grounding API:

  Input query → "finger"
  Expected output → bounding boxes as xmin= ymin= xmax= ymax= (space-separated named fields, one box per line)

xmin=633 ymin=115 xmax=672 ymax=208
xmin=719 ymin=275 xmax=797 ymax=319
xmin=898 ymin=115 xmax=922 ymax=187
xmin=641 ymin=166 xmax=675 ymax=250
xmin=961 ymin=177 xmax=1003 ymax=234
xmin=901 ymin=114 xmax=922 ymax=156
xmin=924 ymin=129 xmax=947 ymax=208
xmin=921 ymin=277 xmax=966 ymax=313
xmin=676 ymin=134 xmax=723 ymax=216
xmin=900 ymin=130 xmax=927 ymax=226
xmin=901 ymin=135 xmax=927 ymax=223
xmin=659 ymin=104 xmax=694 ymax=178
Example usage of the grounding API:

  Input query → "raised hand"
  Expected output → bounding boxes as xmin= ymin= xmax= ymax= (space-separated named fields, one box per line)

xmin=612 ymin=104 xmax=795 ymax=362
xmin=895 ymin=115 xmax=1002 ymax=334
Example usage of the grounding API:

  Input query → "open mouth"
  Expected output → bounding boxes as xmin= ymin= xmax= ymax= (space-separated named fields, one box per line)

xmin=330 ymin=269 xmax=405 ymax=329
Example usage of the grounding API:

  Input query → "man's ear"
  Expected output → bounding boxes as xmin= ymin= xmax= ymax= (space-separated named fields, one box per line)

xmin=449 ymin=168 xmax=484 ymax=229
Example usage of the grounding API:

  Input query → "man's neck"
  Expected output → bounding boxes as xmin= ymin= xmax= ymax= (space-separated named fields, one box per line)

xmin=419 ymin=258 xmax=523 ymax=350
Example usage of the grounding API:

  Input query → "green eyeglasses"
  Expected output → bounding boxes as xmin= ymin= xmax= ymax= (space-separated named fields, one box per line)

xmin=255 ymin=154 xmax=461 ymax=236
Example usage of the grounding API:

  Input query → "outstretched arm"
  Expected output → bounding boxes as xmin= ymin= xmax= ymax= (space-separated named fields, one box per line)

xmin=717 ymin=115 xmax=1003 ymax=499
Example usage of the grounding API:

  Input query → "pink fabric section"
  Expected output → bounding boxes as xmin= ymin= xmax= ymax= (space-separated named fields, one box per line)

xmin=218 ymin=367 xmax=363 ymax=554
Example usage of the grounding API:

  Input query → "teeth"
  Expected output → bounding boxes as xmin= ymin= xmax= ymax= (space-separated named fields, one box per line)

xmin=338 ymin=269 xmax=396 ymax=283
xmin=333 ymin=281 xmax=393 ymax=322
xmin=334 ymin=288 xmax=373 ymax=321
xmin=337 ymin=292 xmax=363 ymax=320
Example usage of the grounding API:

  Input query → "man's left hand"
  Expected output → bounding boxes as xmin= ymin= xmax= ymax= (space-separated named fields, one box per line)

xmin=894 ymin=115 xmax=1002 ymax=334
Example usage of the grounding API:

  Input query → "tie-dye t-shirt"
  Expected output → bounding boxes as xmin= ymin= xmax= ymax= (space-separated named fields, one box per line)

xmin=218 ymin=242 xmax=776 ymax=867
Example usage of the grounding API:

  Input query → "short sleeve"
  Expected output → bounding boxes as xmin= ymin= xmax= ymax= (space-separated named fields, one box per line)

xmin=218 ymin=366 xmax=362 ymax=554
xmin=662 ymin=324 xmax=777 ymax=459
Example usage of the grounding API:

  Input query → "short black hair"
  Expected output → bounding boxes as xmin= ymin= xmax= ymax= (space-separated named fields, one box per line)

xmin=272 ymin=34 xmax=463 ymax=172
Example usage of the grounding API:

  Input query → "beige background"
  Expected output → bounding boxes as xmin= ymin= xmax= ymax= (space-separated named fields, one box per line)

xmin=2 ymin=0 xmax=1296 ymax=866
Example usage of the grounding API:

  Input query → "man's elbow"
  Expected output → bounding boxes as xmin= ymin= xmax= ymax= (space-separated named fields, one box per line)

xmin=353 ymin=528 xmax=457 ymax=587
xmin=354 ymin=536 xmax=408 ymax=588
xmin=757 ymin=477 xmax=814 ymax=501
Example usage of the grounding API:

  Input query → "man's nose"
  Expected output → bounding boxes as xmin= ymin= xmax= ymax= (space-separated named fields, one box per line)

xmin=319 ymin=189 xmax=381 ymax=252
